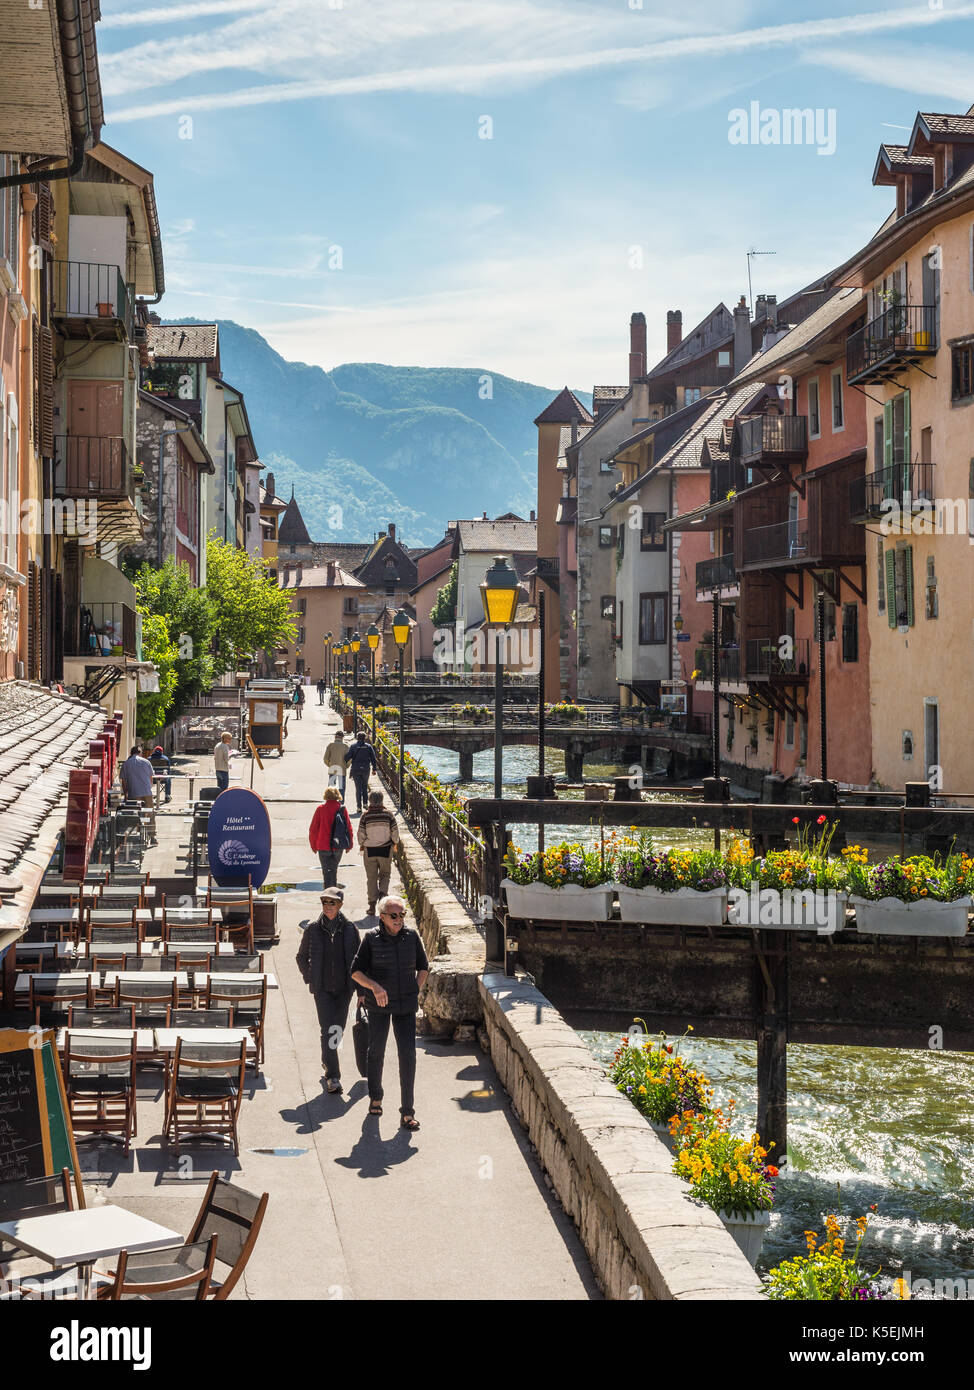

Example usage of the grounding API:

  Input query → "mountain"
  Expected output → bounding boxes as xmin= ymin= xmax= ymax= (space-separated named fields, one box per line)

xmin=190 ymin=320 xmax=592 ymax=547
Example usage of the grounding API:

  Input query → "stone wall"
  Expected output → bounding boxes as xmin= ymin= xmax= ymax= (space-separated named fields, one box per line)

xmin=480 ymin=972 xmax=766 ymax=1301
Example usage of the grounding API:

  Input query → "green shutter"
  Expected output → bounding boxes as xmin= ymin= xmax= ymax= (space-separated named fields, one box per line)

xmin=903 ymin=545 xmax=914 ymax=626
xmin=885 ymin=548 xmax=897 ymax=627
xmin=902 ymin=391 xmax=911 ymax=494
xmin=883 ymin=399 xmax=893 ymax=496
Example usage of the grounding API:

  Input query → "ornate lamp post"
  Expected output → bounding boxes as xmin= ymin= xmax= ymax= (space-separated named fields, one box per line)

xmin=480 ymin=555 xmax=520 ymax=799
xmin=392 ymin=609 xmax=410 ymax=802
xmin=366 ymin=623 xmax=380 ymax=738
xmin=350 ymin=631 xmax=361 ymax=732
xmin=325 ymin=631 xmax=333 ymax=689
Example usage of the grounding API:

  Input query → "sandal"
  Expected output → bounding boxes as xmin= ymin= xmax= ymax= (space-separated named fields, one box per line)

xmin=400 ymin=1113 xmax=420 ymax=1131
xmin=369 ymin=1101 xmax=383 ymax=1116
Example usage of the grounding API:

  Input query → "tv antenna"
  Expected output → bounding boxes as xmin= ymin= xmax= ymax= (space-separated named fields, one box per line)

xmin=746 ymin=249 xmax=776 ymax=316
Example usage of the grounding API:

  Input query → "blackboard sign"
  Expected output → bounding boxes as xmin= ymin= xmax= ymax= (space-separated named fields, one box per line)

xmin=0 ymin=1030 xmax=79 ymax=1186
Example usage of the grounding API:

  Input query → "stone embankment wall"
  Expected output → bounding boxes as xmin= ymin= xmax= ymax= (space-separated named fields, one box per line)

xmin=480 ymin=972 xmax=766 ymax=1301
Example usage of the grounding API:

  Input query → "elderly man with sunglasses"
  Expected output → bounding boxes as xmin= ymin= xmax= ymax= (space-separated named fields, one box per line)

xmin=350 ymin=895 xmax=428 ymax=1130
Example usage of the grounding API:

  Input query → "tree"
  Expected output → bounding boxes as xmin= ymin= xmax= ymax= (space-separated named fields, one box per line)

xmin=132 ymin=556 xmax=214 ymax=719
xmin=430 ymin=561 xmax=458 ymax=626
xmin=205 ymin=536 xmax=298 ymax=675
xmin=135 ymin=612 xmax=179 ymax=741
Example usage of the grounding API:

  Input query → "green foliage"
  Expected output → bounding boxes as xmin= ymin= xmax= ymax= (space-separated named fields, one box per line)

xmin=135 ymin=612 xmax=178 ymax=741
xmin=765 ymin=1214 xmax=884 ymax=1300
xmin=205 ymin=536 xmax=298 ymax=676
xmin=430 ymin=562 xmax=458 ymax=627
xmin=132 ymin=556 xmax=214 ymax=718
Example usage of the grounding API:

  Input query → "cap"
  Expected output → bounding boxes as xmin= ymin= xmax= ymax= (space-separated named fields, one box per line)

xmin=320 ymin=888 xmax=344 ymax=903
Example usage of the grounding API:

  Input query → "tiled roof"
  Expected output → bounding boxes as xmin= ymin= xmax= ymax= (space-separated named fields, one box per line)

xmin=918 ymin=113 xmax=974 ymax=138
xmin=456 ymin=519 xmax=537 ymax=553
xmin=533 ymin=387 xmax=594 ymax=426
xmin=653 ymin=383 xmax=767 ymax=473
xmin=277 ymin=495 xmax=312 ymax=545
xmin=593 ymin=385 xmax=628 ymax=402
xmin=557 ymin=422 xmax=593 ymax=467
xmin=729 ymin=287 xmax=863 ymax=388
xmin=259 ymin=485 xmax=287 ymax=512
xmin=277 ymin=565 xmax=363 ymax=589
xmin=354 ymin=537 xmax=418 ymax=589
xmin=315 ymin=541 xmax=371 ymax=568
xmin=879 ymin=143 xmax=933 ymax=170
xmin=146 ymin=323 xmax=218 ymax=360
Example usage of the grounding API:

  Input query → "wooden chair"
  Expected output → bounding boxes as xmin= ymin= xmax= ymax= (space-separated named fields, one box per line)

xmin=205 ymin=977 xmax=267 ymax=1067
xmin=96 ymin=885 xmax=145 ymax=909
xmin=115 ymin=976 xmax=177 ymax=1032
xmin=30 ymin=975 xmax=92 ymax=1026
xmin=122 ymin=954 xmax=178 ymax=972
xmin=66 ymin=1005 xmax=136 ymax=1029
xmin=227 ymin=952 xmax=264 ymax=974
xmin=208 ymin=882 xmax=254 ymax=954
xmin=62 ymin=1032 xmax=138 ymax=1154
xmin=163 ymin=919 xmax=218 ymax=950
xmin=164 ymin=1038 xmax=247 ymax=1155
xmin=169 ymin=1007 xmax=234 ymax=1029
xmin=106 ymin=1236 xmax=217 ymax=1301
xmin=87 ymin=918 xmax=141 ymax=946
xmin=13 ymin=942 xmax=60 ymax=974
xmin=0 ymin=1169 xmax=82 ymax=1299
xmin=185 ymin=1173 xmax=269 ymax=1299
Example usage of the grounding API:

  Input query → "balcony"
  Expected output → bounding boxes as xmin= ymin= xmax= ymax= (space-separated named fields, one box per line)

xmin=693 ymin=645 xmax=742 ymax=682
xmin=65 ymin=603 xmax=138 ymax=659
xmin=55 ymin=436 xmax=135 ymax=502
xmin=741 ymin=521 xmax=809 ymax=568
xmin=710 ymin=460 xmax=748 ymax=505
xmin=745 ymin=635 xmax=810 ymax=682
xmin=52 ymin=262 xmax=134 ymax=341
xmin=734 ymin=414 xmax=808 ymax=466
xmin=849 ymin=462 xmax=935 ymax=523
xmin=846 ymin=304 xmax=937 ymax=385
xmin=695 ymin=554 xmax=737 ymax=593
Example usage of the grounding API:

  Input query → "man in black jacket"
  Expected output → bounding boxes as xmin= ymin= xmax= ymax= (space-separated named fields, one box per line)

xmin=296 ymin=889 xmax=361 ymax=1093
xmin=344 ymin=731 xmax=378 ymax=814
xmin=351 ymin=895 xmax=428 ymax=1129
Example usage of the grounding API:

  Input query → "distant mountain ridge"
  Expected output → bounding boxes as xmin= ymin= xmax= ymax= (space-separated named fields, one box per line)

xmin=170 ymin=319 xmax=591 ymax=547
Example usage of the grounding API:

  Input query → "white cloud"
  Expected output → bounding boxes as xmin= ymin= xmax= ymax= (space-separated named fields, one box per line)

xmin=803 ymin=43 xmax=974 ymax=103
xmin=100 ymin=0 xmax=266 ymax=26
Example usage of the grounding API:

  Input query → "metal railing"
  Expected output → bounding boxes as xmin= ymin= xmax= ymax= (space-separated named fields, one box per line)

xmin=849 ymin=462 xmax=935 ymax=522
xmin=693 ymin=645 xmax=741 ymax=681
xmin=695 ymin=554 xmax=737 ymax=591
xmin=53 ymin=262 xmax=134 ymax=339
xmin=710 ymin=460 xmax=749 ymax=505
xmin=846 ymin=303 xmax=938 ymax=383
xmin=741 ymin=520 xmax=809 ymax=565
xmin=745 ymin=635 xmax=810 ymax=679
xmin=55 ymin=435 xmax=134 ymax=501
xmin=734 ymin=414 xmax=808 ymax=463
xmin=66 ymin=602 xmax=137 ymax=658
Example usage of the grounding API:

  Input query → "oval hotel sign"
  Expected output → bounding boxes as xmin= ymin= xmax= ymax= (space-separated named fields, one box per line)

xmin=207 ymin=789 xmax=272 ymax=888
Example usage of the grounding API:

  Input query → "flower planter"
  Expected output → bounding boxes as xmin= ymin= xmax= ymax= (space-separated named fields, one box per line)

xmin=718 ymin=1207 xmax=771 ymax=1267
xmin=850 ymin=895 xmax=972 ymax=937
xmin=501 ymin=879 xmax=613 ymax=921
xmin=614 ymin=884 xmax=726 ymax=926
xmin=726 ymin=890 xmax=849 ymax=933
xmin=649 ymin=1118 xmax=676 ymax=1150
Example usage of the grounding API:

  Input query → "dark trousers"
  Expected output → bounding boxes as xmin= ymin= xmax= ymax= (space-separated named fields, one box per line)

xmin=313 ymin=989 xmax=352 ymax=1077
xmin=216 ymin=770 xmax=229 ymax=790
xmin=351 ymin=772 xmax=369 ymax=811
xmin=367 ymin=1010 xmax=417 ymax=1113
xmin=318 ymin=850 xmax=342 ymax=887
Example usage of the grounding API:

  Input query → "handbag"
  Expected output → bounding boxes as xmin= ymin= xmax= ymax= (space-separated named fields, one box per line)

xmin=352 ymin=999 xmax=370 ymax=1076
xmin=330 ymin=810 xmax=352 ymax=852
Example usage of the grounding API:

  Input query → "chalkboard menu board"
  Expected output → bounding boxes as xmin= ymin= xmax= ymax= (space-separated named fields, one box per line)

xmin=0 ymin=1030 xmax=79 ymax=1186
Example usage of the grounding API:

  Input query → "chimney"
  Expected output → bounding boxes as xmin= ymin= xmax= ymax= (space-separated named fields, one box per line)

xmin=482 ymin=511 xmax=488 ymax=521
xmin=529 ymin=509 xmax=536 ymax=523
xmin=629 ymin=311 xmax=646 ymax=384
xmin=388 ymin=522 xmax=396 ymax=542
xmin=327 ymin=560 xmax=336 ymax=585
xmin=265 ymin=471 xmax=275 ymax=501
xmin=666 ymin=310 xmax=683 ymax=352
xmin=733 ymin=296 xmax=752 ymax=375
xmin=754 ymin=294 xmax=777 ymax=325
xmin=147 ymin=311 xmax=161 ymax=325
xmin=296 ymin=564 xmax=303 ymax=586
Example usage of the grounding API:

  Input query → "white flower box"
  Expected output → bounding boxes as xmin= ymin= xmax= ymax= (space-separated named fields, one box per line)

xmin=613 ymin=884 xmax=726 ymax=926
xmin=718 ymin=1207 xmax=771 ymax=1267
xmin=500 ymin=879 xmax=613 ymax=921
xmin=726 ymin=888 xmax=849 ymax=933
xmin=850 ymin=895 xmax=972 ymax=937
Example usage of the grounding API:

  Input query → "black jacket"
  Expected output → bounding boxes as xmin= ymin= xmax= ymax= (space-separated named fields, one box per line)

xmin=345 ymin=741 xmax=378 ymax=778
xmin=350 ymin=925 xmax=428 ymax=1015
xmin=296 ymin=913 xmax=361 ymax=995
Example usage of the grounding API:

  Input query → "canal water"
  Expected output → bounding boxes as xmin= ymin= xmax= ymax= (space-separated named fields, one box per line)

xmin=409 ymin=740 xmax=974 ymax=1290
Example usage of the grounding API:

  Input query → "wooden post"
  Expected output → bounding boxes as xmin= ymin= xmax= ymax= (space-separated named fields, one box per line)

xmin=754 ymin=929 xmax=788 ymax=1163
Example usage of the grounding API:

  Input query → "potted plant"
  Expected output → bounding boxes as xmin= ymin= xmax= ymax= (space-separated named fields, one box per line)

xmin=608 ymin=1026 xmax=711 ymax=1145
xmin=501 ymin=841 xmax=615 ymax=921
xmin=612 ymin=836 xmax=728 ymax=925
xmin=765 ymin=1212 xmax=885 ymax=1300
xmin=671 ymin=1107 xmax=777 ymax=1266
xmin=846 ymin=849 xmax=973 ymax=937
xmin=724 ymin=820 xmax=849 ymax=933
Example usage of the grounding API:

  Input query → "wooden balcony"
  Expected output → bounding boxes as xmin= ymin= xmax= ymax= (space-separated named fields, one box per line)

xmin=846 ymin=304 xmax=937 ymax=385
xmin=733 ymin=414 xmax=808 ymax=467
xmin=710 ymin=460 xmax=748 ymax=505
xmin=741 ymin=521 xmax=809 ymax=568
xmin=65 ymin=602 xmax=138 ymax=659
xmin=55 ymin=436 xmax=134 ymax=502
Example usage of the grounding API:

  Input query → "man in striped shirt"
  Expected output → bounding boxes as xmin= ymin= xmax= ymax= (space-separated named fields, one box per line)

xmin=357 ymin=790 xmax=400 ymax=916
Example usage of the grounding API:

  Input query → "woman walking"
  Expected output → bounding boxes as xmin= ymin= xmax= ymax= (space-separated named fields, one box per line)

xmin=293 ymin=683 xmax=305 ymax=720
xmin=309 ymin=787 xmax=354 ymax=888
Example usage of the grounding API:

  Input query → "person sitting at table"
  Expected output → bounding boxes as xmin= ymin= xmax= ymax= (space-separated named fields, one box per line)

xmin=149 ymin=746 xmax=172 ymax=805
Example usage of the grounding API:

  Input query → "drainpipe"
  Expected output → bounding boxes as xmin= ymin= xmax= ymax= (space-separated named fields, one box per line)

xmin=0 ymin=139 xmax=85 ymax=190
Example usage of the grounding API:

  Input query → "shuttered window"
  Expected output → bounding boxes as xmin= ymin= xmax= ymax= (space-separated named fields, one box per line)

xmin=888 ymin=545 xmax=914 ymax=627
xmin=841 ymin=603 xmax=858 ymax=662
xmin=38 ymin=326 xmax=54 ymax=456
xmin=877 ymin=538 xmax=886 ymax=615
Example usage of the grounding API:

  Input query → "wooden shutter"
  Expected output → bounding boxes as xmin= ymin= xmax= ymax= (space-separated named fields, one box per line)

xmin=902 ymin=391 xmax=911 ymax=491
xmin=35 ymin=182 xmax=52 ymax=250
xmin=31 ymin=318 xmax=40 ymax=451
xmin=885 ymin=548 xmax=897 ymax=627
xmin=38 ymin=325 xmax=54 ymax=456
xmin=903 ymin=545 xmax=914 ymax=626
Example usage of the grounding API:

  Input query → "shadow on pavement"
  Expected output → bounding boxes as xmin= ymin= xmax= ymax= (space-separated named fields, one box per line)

xmin=332 ymin=1116 xmax=419 ymax=1179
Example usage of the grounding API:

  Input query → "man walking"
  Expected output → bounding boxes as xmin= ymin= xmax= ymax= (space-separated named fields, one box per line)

xmin=357 ymin=790 xmax=399 ymax=915
xmin=296 ymin=889 xmax=361 ymax=1093
xmin=351 ymin=895 xmax=428 ymax=1128
xmin=213 ymin=732 xmax=234 ymax=792
xmin=323 ymin=729 xmax=349 ymax=802
xmin=317 ymin=677 xmax=326 ymax=705
xmin=344 ymin=731 xmax=378 ymax=814
xmin=120 ymin=745 xmax=157 ymax=843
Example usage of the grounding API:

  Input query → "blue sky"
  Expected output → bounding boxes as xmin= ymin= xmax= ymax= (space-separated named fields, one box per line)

xmin=98 ymin=0 xmax=974 ymax=387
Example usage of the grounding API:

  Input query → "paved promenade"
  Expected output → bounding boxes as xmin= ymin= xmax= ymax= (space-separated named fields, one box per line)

xmin=81 ymin=699 xmax=598 ymax=1300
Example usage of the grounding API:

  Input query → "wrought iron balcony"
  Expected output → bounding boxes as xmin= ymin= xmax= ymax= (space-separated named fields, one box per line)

xmin=849 ymin=462 xmax=935 ymax=522
xmin=734 ymin=414 xmax=808 ymax=466
xmin=65 ymin=602 xmax=138 ymax=659
xmin=693 ymin=645 xmax=741 ymax=681
xmin=695 ymin=554 xmax=737 ymax=592
xmin=846 ymin=304 xmax=937 ymax=385
xmin=52 ymin=262 xmax=134 ymax=340
xmin=55 ymin=436 xmax=135 ymax=502
xmin=710 ymin=460 xmax=748 ymax=505
xmin=741 ymin=521 xmax=809 ymax=567
xmin=745 ymin=635 xmax=810 ymax=681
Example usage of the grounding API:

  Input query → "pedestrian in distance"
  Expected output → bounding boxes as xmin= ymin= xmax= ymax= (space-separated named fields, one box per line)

xmin=296 ymin=889 xmax=362 ymax=1093
xmin=323 ymin=729 xmax=349 ymax=802
xmin=351 ymin=895 xmax=428 ymax=1128
xmin=120 ymin=745 xmax=157 ymax=843
xmin=213 ymin=732 xmax=234 ymax=792
xmin=309 ymin=787 xmax=354 ymax=888
xmin=357 ymin=789 xmax=399 ymax=915
xmin=148 ymin=745 xmax=172 ymax=806
xmin=293 ymin=683 xmax=305 ymax=720
xmin=345 ymin=730 xmax=378 ymax=814
xmin=317 ymin=677 xmax=326 ymax=705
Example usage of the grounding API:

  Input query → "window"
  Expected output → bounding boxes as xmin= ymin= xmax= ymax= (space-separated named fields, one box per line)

xmin=297 ymin=598 xmax=307 ymax=616
xmin=343 ymin=597 xmax=358 ymax=614
xmin=0 ymin=156 xmax=19 ymax=287
xmin=784 ymin=710 xmax=795 ymax=750
xmin=298 ymin=627 xmax=306 ymax=645
xmin=831 ymin=369 xmax=844 ymax=431
xmin=874 ymin=416 xmax=884 ymax=469
xmin=925 ymin=555 xmax=938 ymax=619
xmin=952 ymin=343 xmax=974 ymax=402
xmin=884 ymin=390 xmax=910 ymax=482
xmin=617 ymin=599 xmax=624 ymax=647
xmin=799 ymin=713 xmax=808 ymax=760
xmin=600 ymin=595 xmax=615 ymax=620
xmin=2 ymin=395 xmax=17 ymax=571
xmin=684 ymin=387 xmax=702 ymax=406
xmin=385 ymin=583 xmax=396 ymax=596
xmin=718 ymin=350 xmax=731 ymax=368
xmin=640 ymin=512 xmax=666 ymax=550
xmin=885 ymin=544 xmax=915 ymax=628
xmin=600 ymin=457 xmax=616 ymax=473
xmin=638 ymin=592 xmax=666 ymax=644
xmin=814 ymin=574 xmax=836 ymax=641
xmin=841 ymin=603 xmax=859 ymax=662
xmin=877 ymin=539 xmax=886 ymax=615
xmin=807 ymin=379 xmax=821 ymax=437
xmin=598 ymin=525 xmax=614 ymax=548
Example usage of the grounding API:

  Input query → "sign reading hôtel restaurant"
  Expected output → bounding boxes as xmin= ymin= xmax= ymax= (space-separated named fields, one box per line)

xmin=207 ymin=789 xmax=272 ymax=888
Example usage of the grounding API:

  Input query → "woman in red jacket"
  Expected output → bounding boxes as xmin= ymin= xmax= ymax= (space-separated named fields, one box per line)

xmin=309 ymin=787 xmax=354 ymax=888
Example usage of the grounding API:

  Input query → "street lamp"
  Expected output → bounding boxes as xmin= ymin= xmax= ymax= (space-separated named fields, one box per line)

xmin=392 ymin=608 xmax=410 ymax=801
xmin=325 ymin=631 xmax=333 ymax=689
xmin=350 ymin=631 xmax=361 ymax=731
xmin=480 ymin=555 xmax=520 ymax=798
xmin=366 ymin=623 xmax=380 ymax=737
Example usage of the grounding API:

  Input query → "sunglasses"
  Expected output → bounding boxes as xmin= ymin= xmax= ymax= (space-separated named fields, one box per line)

xmin=383 ymin=910 xmax=405 ymax=919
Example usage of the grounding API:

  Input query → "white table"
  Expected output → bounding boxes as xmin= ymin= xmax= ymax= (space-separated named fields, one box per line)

xmin=15 ymin=941 xmax=75 ymax=960
xmin=194 ymin=971 xmax=277 ymax=989
xmin=56 ymin=1026 xmax=155 ymax=1052
xmin=154 ymin=1027 xmax=255 ymax=1056
xmin=14 ymin=970 xmax=100 ymax=997
xmin=104 ymin=971 xmax=189 ymax=989
xmin=0 ymin=1205 xmax=183 ymax=1299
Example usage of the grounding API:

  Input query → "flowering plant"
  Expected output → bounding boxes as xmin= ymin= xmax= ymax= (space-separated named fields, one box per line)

xmin=545 ymin=701 xmax=587 ymax=722
xmin=843 ymin=849 xmax=974 ymax=903
xmin=614 ymin=840 xmax=728 ymax=893
xmin=609 ymin=1027 xmax=711 ymax=1124
xmin=764 ymin=1214 xmax=884 ymax=1300
xmin=671 ymin=1107 xmax=777 ymax=1217
xmin=503 ymin=841 xmax=613 ymax=888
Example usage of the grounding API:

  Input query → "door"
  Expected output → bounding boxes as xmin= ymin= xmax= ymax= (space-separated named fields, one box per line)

xmin=67 ymin=380 xmax=124 ymax=492
xmin=924 ymin=700 xmax=940 ymax=791
xmin=787 ymin=491 xmax=800 ymax=554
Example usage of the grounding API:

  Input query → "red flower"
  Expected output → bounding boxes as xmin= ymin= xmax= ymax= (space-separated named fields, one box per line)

xmin=766 ymin=1165 xmax=779 ymax=1177
xmin=817 ymin=814 xmax=826 ymax=825
xmin=791 ymin=817 xmax=799 ymax=824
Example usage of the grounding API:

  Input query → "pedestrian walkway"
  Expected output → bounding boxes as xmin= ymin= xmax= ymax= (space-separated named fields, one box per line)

xmin=76 ymin=697 xmax=598 ymax=1300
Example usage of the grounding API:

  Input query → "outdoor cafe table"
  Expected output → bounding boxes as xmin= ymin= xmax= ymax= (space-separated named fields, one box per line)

xmin=193 ymin=971 xmax=278 ymax=989
xmin=0 ymin=1205 xmax=183 ymax=1299
xmin=83 ymin=941 xmax=236 ymax=958
xmin=154 ymin=1027 xmax=256 ymax=1057
xmin=55 ymin=1026 xmax=155 ymax=1057
xmin=153 ymin=907 xmax=219 ymax=925
xmin=103 ymin=971 xmax=189 ymax=989
xmin=13 ymin=970 xmax=100 ymax=998
xmin=29 ymin=908 xmax=154 ymax=927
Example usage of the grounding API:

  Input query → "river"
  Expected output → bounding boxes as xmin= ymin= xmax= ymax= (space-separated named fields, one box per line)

xmin=409 ymin=739 xmax=974 ymax=1289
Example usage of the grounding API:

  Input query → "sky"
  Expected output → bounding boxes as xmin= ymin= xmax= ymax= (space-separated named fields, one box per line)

xmin=97 ymin=0 xmax=974 ymax=389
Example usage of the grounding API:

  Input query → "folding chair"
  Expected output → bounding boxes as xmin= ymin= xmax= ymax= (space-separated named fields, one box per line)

xmin=115 ymin=976 xmax=177 ymax=1031
xmin=30 ymin=975 xmax=93 ymax=1026
xmin=163 ymin=919 xmax=218 ymax=950
xmin=106 ymin=1236 xmax=217 ymax=1301
xmin=67 ymin=1005 xmax=136 ymax=1029
xmin=185 ymin=1174 xmax=269 ymax=1299
xmin=62 ymin=1032 xmax=138 ymax=1154
xmin=169 ymin=1008 xmax=234 ymax=1029
xmin=87 ymin=919 xmax=141 ymax=949
xmin=205 ymin=977 xmax=267 ymax=1067
xmin=164 ymin=1038 xmax=247 ymax=1154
